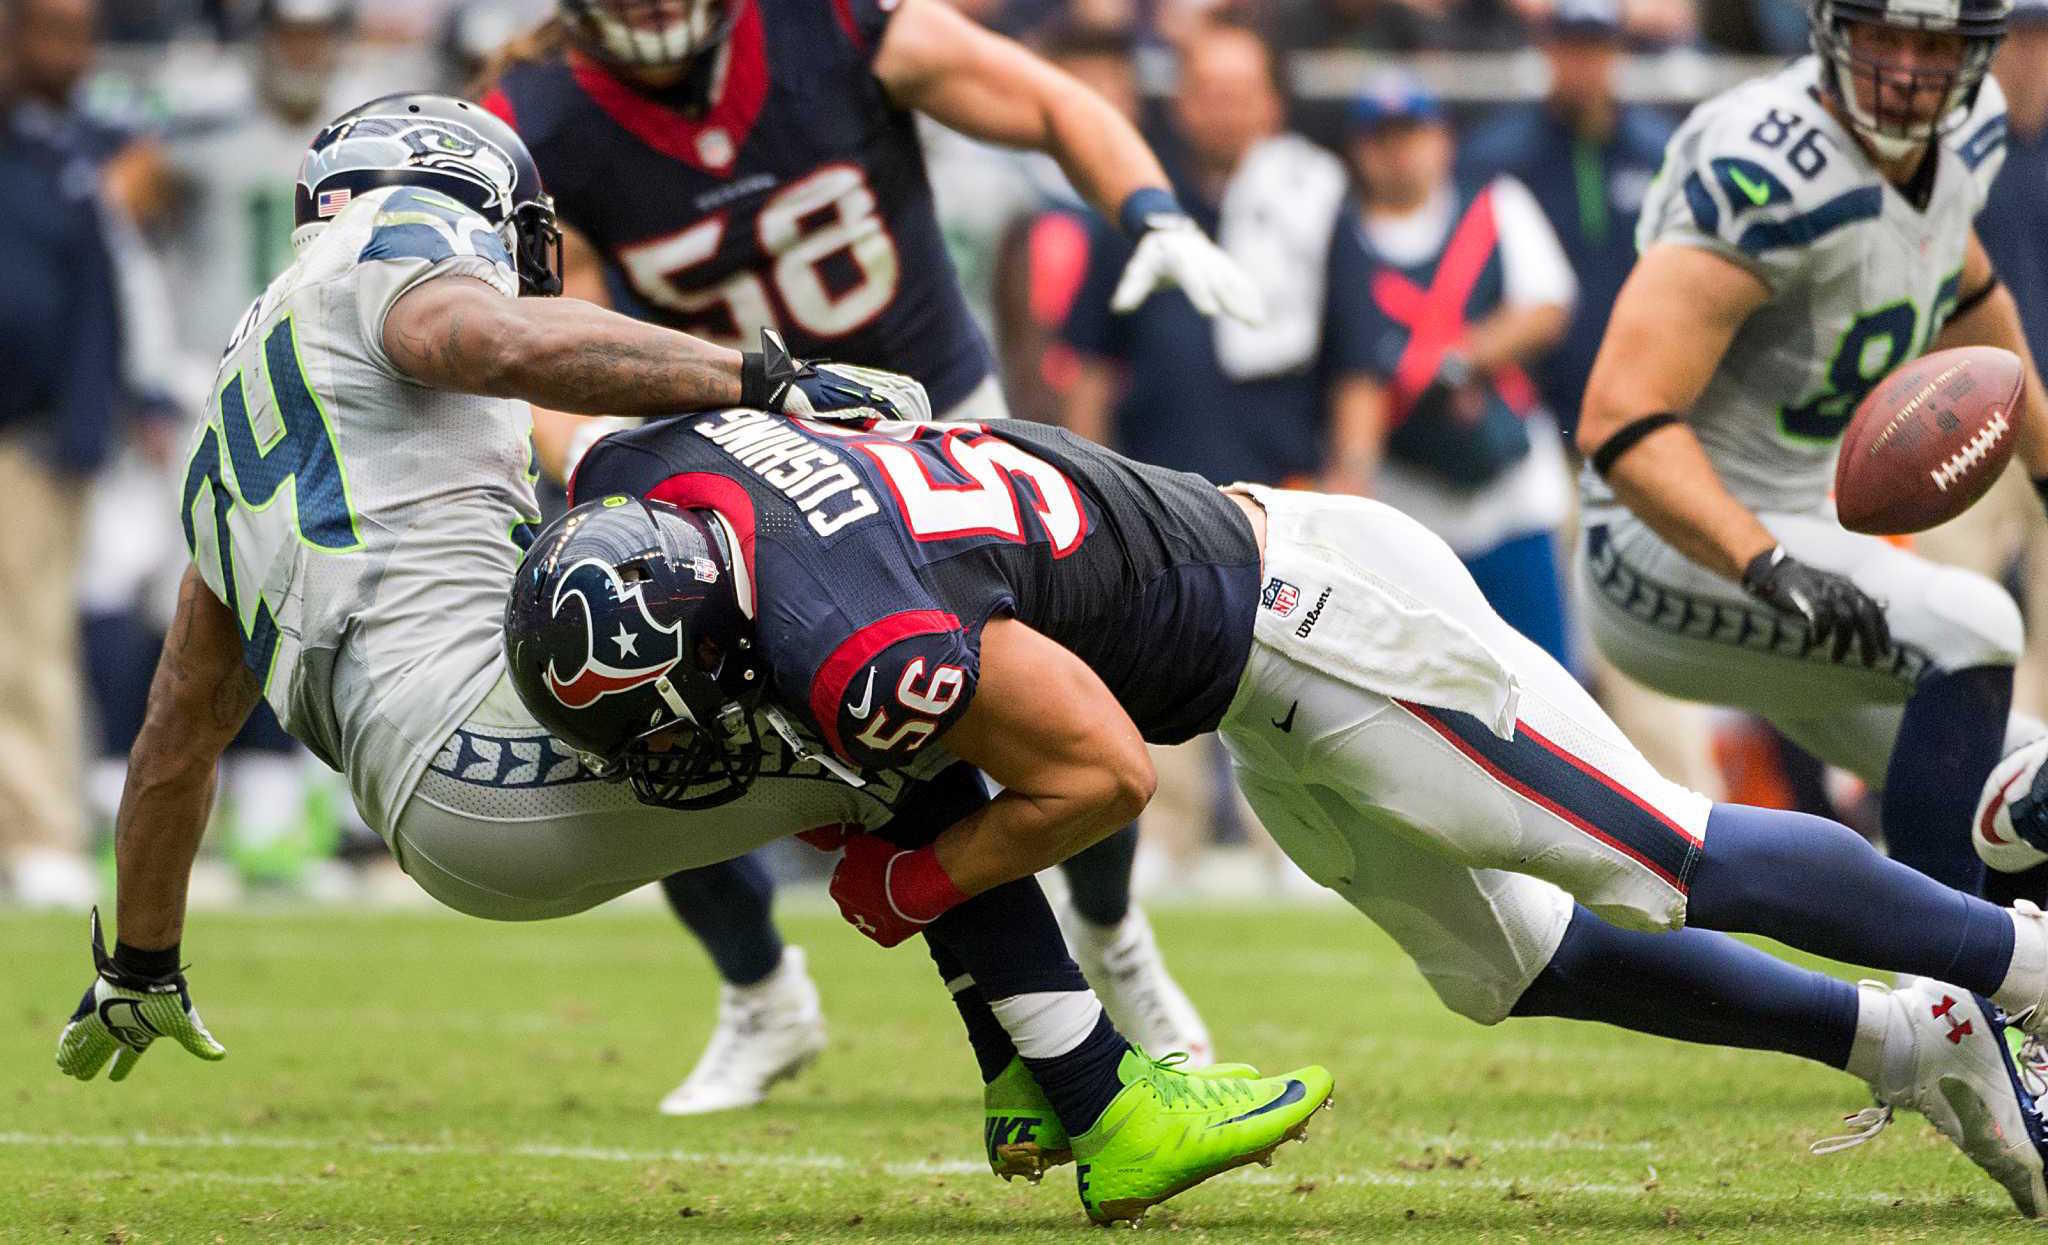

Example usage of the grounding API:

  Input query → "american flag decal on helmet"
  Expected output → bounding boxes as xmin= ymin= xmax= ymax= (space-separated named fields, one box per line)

xmin=317 ymin=188 xmax=352 ymax=217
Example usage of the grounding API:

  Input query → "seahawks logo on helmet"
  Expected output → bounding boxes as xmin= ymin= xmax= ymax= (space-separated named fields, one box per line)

xmin=543 ymin=558 xmax=688 ymax=712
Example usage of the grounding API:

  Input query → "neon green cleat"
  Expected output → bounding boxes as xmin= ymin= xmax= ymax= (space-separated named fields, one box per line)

xmin=985 ymin=1055 xmax=1267 ymax=1183
xmin=1070 ymin=1049 xmax=1333 ymax=1225
xmin=985 ymin=1057 xmax=1072 ymax=1182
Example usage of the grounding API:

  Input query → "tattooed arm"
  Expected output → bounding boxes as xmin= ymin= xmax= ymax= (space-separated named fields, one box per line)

xmin=114 ymin=566 xmax=261 ymax=951
xmin=382 ymin=276 xmax=746 ymax=415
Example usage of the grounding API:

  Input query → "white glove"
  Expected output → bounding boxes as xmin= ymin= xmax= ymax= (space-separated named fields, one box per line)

xmin=1976 ymin=735 xmax=2048 ymax=873
xmin=1110 ymin=214 xmax=1265 ymax=324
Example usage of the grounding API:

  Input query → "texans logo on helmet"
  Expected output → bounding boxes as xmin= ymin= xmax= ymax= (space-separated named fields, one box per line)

xmin=544 ymin=558 xmax=687 ymax=711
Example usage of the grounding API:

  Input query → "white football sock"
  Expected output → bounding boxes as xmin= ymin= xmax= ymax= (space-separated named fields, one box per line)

xmin=1994 ymin=904 xmax=2048 ymax=1019
xmin=988 ymin=991 xmax=1106 ymax=1060
xmin=1845 ymin=981 xmax=1900 ymax=1088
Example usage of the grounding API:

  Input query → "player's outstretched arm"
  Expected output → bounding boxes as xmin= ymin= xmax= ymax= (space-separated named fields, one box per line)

xmin=384 ymin=275 xmax=745 ymax=416
xmin=825 ymin=619 xmax=1153 ymax=947
xmin=1933 ymin=230 xmax=2048 ymax=498
xmin=1578 ymin=243 xmax=1778 ymax=581
xmin=1580 ymin=244 xmax=1891 ymax=662
xmin=873 ymin=0 xmax=1166 ymax=228
xmin=872 ymin=0 xmax=1260 ymax=322
xmin=55 ymin=565 xmax=254 ymax=1082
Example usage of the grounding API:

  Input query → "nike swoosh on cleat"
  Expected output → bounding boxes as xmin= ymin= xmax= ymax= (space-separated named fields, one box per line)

xmin=1984 ymin=771 xmax=2027 ymax=846
xmin=1213 ymin=1080 xmax=1306 ymax=1127
xmin=1272 ymin=701 xmax=1297 ymax=733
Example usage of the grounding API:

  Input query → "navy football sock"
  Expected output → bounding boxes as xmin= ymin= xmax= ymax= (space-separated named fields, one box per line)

xmin=926 ymin=878 xmax=1129 ymax=1130
xmin=1512 ymin=906 xmax=1859 ymax=1068
xmin=658 ymin=854 xmax=785 ymax=987
xmin=1060 ymin=825 xmax=1137 ymax=927
xmin=1689 ymin=803 xmax=2014 ymax=992
xmin=926 ymin=940 xmax=1017 ymax=1084
xmin=1882 ymin=664 xmax=2012 ymax=894
xmin=1022 ymin=1011 xmax=1132 ymax=1135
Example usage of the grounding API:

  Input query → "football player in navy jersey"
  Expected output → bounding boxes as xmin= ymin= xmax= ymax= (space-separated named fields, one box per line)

xmin=483 ymin=0 xmax=1250 ymax=1111
xmin=519 ymin=409 xmax=2048 ymax=1217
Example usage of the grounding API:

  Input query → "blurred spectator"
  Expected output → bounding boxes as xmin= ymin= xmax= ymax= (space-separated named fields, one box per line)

xmin=1979 ymin=0 xmax=2048 ymax=372
xmin=1460 ymin=0 xmax=1673 ymax=442
xmin=151 ymin=0 xmax=355 ymax=356
xmin=1060 ymin=20 xmax=1359 ymax=486
xmin=0 ymin=0 xmax=124 ymax=906
xmin=1325 ymin=70 xmax=1579 ymax=666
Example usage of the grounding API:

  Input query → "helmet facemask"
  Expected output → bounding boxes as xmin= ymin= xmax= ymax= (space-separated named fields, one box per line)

xmin=1811 ymin=0 xmax=2006 ymax=163
xmin=563 ymin=0 xmax=739 ymax=76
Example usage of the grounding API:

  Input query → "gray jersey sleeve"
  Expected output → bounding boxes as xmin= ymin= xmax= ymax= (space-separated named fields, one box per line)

xmin=350 ymin=186 xmax=520 ymax=383
xmin=1955 ymin=73 xmax=2010 ymax=216
xmin=1640 ymin=86 xmax=1881 ymax=295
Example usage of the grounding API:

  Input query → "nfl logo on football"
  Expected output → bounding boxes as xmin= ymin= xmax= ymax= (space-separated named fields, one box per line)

xmin=1262 ymin=577 xmax=1300 ymax=617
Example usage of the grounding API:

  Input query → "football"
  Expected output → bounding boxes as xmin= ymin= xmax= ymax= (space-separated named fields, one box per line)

xmin=1833 ymin=345 xmax=2024 ymax=535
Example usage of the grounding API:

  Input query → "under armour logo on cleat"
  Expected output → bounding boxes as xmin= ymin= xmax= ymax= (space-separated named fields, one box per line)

xmin=1932 ymin=994 xmax=1976 ymax=1044
xmin=854 ymin=915 xmax=878 ymax=936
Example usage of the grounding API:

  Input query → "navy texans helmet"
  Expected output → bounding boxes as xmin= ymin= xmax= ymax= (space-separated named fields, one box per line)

xmin=504 ymin=496 xmax=769 ymax=809
xmin=293 ymin=92 xmax=563 ymax=296
xmin=559 ymin=0 xmax=739 ymax=74
xmin=1810 ymin=0 xmax=2011 ymax=160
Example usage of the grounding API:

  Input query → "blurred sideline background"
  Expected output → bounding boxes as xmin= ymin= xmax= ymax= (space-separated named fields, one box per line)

xmin=4 ymin=0 xmax=2046 ymax=911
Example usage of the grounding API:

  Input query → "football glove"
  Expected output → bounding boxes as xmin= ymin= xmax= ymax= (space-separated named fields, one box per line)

xmin=56 ymin=909 xmax=225 ymax=1083
xmin=743 ymin=328 xmax=932 ymax=423
xmin=1740 ymin=546 xmax=1892 ymax=666
xmin=828 ymin=835 xmax=969 ymax=949
xmin=1110 ymin=210 xmax=1264 ymax=324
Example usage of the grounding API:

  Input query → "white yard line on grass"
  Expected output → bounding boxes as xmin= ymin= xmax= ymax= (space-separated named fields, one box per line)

xmin=0 ymin=1131 xmax=1974 ymax=1208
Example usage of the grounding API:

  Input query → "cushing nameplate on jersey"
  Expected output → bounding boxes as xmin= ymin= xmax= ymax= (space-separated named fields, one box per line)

xmin=691 ymin=410 xmax=879 ymax=537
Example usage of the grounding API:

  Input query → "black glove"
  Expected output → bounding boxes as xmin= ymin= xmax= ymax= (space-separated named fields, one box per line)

xmin=1740 ymin=545 xmax=1891 ymax=665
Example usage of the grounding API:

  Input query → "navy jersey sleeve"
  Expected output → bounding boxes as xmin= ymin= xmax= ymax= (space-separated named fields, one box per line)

xmin=1323 ymin=212 xmax=1394 ymax=381
xmin=803 ymin=611 xmax=980 ymax=770
xmin=839 ymin=0 xmax=901 ymax=66
xmin=1059 ymin=218 xmax=1132 ymax=361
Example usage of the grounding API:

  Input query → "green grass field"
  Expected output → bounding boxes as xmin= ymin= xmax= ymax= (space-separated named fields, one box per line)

xmin=0 ymin=902 xmax=2029 ymax=1242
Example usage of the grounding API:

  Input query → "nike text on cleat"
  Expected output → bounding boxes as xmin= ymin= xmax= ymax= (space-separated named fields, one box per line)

xmin=982 ymin=1057 xmax=1261 ymax=1184
xmin=1816 ymin=979 xmax=2048 ymax=1217
xmin=984 ymin=1057 xmax=1072 ymax=1182
xmin=1069 ymin=1048 xmax=1334 ymax=1225
xmin=658 ymin=947 xmax=827 ymax=1117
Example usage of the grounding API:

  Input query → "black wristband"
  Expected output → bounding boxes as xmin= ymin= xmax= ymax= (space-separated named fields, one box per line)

xmin=1953 ymin=274 xmax=2002 ymax=321
xmin=112 ymin=940 xmax=182 ymax=983
xmin=739 ymin=351 xmax=770 ymax=409
xmin=1591 ymin=412 xmax=1682 ymax=479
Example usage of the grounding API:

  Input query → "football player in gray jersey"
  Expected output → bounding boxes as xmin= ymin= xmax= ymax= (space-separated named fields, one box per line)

xmin=1577 ymin=0 xmax=2048 ymax=899
xmin=50 ymin=94 xmax=1320 ymax=1221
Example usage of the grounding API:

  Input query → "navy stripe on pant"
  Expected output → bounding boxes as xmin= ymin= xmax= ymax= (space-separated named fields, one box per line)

xmin=1399 ymin=701 xmax=1703 ymax=894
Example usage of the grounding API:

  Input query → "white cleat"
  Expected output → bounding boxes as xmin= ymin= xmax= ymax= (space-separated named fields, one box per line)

xmin=1069 ymin=907 xmax=1213 ymax=1068
xmin=658 ymin=946 xmax=827 ymax=1117
xmin=1816 ymin=979 xmax=2048 ymax=1217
